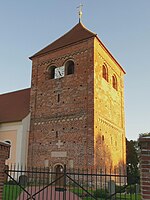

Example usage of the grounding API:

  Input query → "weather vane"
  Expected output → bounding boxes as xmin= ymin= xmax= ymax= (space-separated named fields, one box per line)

xmin=77 ymin=4 xmax=83 ymax=23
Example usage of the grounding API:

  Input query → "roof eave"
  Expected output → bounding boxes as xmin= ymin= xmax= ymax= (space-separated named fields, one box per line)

xmin=0 ymin=119 xmax=22 ymax=124
xmin=29 ymin=35 xmax=96 ymax=60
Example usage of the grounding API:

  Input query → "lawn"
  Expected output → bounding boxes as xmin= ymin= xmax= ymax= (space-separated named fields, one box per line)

xmin=2 ymin=184 xmax=22 ymax=200
xmin=2 ymin=185 xmax=141 ymax=200
xmin=71 ymin=187 xmax=141 ymax=200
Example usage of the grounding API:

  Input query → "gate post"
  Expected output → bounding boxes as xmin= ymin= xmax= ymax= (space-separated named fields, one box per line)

xmin=139 ymin=136 xmax=150 ymax=200
xmin=0 ymin=142 xmax=10 ymax=199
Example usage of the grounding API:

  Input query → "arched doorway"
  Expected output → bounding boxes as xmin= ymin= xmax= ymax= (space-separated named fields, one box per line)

xmin=54 ymin=164 xmax=64 ymax=187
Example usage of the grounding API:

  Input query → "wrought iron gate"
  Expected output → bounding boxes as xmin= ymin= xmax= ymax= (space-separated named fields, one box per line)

xmin=3 ymin=165 xmax=140 ymax=200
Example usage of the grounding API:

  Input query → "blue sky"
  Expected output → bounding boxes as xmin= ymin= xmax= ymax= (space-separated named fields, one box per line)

xmin=0 ymin=1 xmax=150 ymax=140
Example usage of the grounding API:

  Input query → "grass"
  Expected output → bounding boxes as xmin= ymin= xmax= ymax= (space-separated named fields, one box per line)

xmin=70 ymin=187 xmax=93 ymax=196
xmin=2 ymin=184 xmax=22 ymax=200
xmin=70 ymin=187 xmax=141 ymax=200
xmin=82 ymin=194 xmax=141 ymax=200
xmin=116 ymin=193 xmax=141 ymax=200
xmin=2 ymin=185 xmax=141 ymax=200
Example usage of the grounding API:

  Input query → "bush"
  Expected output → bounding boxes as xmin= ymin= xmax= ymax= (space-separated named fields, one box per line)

xmin=126 ymin=184 xmax=136 ymax=194
xmin=115 ymin=185 xmax=126 ymax=193
xmin=7 ymin=180 xmax=17 ymax=185
xmin=93 ymin=188 xmax=109 ymax=198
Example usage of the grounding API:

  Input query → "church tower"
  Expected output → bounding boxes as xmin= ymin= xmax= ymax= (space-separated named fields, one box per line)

xmin=28 ymin=22 xmax=126 ymax=171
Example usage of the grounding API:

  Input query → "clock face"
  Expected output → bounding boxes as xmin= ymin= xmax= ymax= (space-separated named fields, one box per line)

xmin=54 ymin=66 xmax=65 ymax=79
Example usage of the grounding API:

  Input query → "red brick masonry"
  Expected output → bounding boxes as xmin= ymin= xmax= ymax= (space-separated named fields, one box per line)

xmin=0 ymin=142 xmax=10 ymax=200
xmin=139 ymin=136 xmax=150 ymax=200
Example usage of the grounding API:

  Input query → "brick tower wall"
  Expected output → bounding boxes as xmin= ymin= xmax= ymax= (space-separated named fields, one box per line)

xmin=28 ymin=38 xmax=95 ymax=169
xmin=139 ymin=136 xmax=150 ymax=200
xmin=93 ymin=38 xmax=126 ymax=171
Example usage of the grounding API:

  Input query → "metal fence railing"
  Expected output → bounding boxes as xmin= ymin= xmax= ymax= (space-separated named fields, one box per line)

xmin=3 ymin=165 xmax=140 ymax=200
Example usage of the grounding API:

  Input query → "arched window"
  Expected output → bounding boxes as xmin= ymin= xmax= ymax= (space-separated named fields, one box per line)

xmin=5 ymin=140 xmax=11 ymax=145
xmin=102 ymin=64 xmax=108 ymax=81
xmin=4 ymin=140 xmax=11 ymax=159
xmin=112 ymin=74 xmax=118 ymax=90
xmin=5 ymin=141 xmax=11 ymax=145
xmin=65 ymin=60 xmax=74 ymax=75
xmin=48 ymin=66 xmax=56 ymax=79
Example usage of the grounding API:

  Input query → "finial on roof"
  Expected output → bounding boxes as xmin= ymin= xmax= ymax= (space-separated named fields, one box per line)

xmin=77 ymin=4 xmax=83 ymax=23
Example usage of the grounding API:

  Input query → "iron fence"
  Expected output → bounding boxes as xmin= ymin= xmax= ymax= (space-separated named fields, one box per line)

xmin=3 ymin=165 xmax=140 ymax=200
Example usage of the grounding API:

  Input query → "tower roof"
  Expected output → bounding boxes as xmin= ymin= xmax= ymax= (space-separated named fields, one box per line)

xmin=30 ymin=22 xmax=96 ymax=59
xmin=30 ymin=22 xmax=125 ymax=73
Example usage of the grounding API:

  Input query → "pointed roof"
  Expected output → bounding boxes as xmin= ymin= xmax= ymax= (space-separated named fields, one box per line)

xmin=30 ymin=22 xmax=96 ymax=59
xmin=0 ymin=88 xmax=30 ymax=123
xmin=30 ymin=22 xmax=125 ymax=74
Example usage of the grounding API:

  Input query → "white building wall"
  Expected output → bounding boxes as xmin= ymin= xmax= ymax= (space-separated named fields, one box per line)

xmin=0 ymin=114 xmax=30 ymax=166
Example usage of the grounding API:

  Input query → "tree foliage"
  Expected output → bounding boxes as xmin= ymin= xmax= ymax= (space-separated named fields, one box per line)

xmin=126 ymin=139 xmax=140 ymax=184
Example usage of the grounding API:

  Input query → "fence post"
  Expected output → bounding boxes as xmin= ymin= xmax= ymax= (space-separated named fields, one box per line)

xmin=139 ymin=136 xmax=150 ymax=200
xmin=0 ymin=142 xmax=10 ymax=200
xmin=63 ymin=164 xmax=66 ymax=200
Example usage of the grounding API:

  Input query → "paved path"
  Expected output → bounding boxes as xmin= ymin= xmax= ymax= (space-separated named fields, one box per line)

xmin=17 ymin=186 xmax=81 ymax=200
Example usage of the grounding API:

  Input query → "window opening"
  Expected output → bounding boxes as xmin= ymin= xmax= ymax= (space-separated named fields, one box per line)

xmin=102 ymin=135 xmax=104 ymax=141
xmin=49 ymin=66 xmax=56 ymax=79
xmin=5 ymin=141 xmax=11 ymax=144
xmin=58 ymin=94 xmax=60 ymax=102
xmin=102 ymin=65 xmax=108 ymax=81
xmin=56 ymin=131 xmax=58 ymax=138
xmin=66 ymin=60 xmax=74 ymax=75
xmin=112 ymin=75 xmax=118 ymax=90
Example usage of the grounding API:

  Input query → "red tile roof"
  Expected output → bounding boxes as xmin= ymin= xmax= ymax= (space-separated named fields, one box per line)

xmin=30 ymin=22 xmax=125 ymax=73
xmin=0 ymin=88 xmax=30 ymax=123
xmin=30 ymin=22 xmax=96 ymax=59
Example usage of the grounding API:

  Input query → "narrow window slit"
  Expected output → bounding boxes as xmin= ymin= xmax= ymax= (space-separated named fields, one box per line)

xmin=56 ymin=131 xmax=58 ymax=138
xmin=57 ymin=94 xmax=60 ymax=102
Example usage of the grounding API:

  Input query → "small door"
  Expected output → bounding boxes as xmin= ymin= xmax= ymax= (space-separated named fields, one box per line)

xmin=55 ymin=165 xmax=64 ymax=187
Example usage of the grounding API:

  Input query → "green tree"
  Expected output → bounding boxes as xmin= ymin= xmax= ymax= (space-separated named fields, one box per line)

xmin=126 ymin=139 xmax=140 ymax=184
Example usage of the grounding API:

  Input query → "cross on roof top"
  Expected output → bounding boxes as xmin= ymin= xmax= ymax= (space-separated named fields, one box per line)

xmin=77 ymin=4 xmax=83 ymax=23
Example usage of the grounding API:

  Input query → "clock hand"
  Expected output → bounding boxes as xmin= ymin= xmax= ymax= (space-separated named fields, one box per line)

xmin=58 ymin=71 xmax=62 ymax=76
